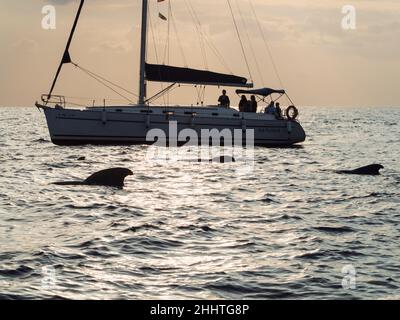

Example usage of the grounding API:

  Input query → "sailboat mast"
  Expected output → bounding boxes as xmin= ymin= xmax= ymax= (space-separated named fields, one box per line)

xmin=138 ymin=0 xmax=148 ymax=105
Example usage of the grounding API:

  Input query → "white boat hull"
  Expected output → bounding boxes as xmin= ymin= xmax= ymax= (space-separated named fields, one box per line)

xmin=38 ymin=105 xmax=306 ymax=147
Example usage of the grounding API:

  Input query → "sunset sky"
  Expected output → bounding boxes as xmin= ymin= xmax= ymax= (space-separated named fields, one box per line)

xmin=1 ymin=0 xmax=400 ymax=107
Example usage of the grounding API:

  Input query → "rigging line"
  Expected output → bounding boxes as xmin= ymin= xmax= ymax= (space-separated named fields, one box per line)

xmin=183 ymin=0 xmax=208 ymax=70
xmin=162 ymin=1 xmax=171 ymax=65
xmin=148 ymin=83 xmax=180 ymax=104
xmin=146 ymin=83 xmax=176 ymax=104
xmin=249 ymin=0 xmax=284 ymax=88
xmin=204 ymin=40 xmax=232 ymax=74
xmin=183 ymin=0 xmax=232 ymax=73
xmin=149 ymin=9 xmax=167 ymax=106
xmin=72 ymin=63 xmax=135 ymax=104
xmin=148 ymin=8 xmax=160 ymax=64
xmin=71 ymin=63 xmax=139 ymax=98
xmin=235 ymin=0 xmax=264 ymax=85
xmin=169 ymin=1 xmax=188 ymax=67
xmin=185 ymin=0 xmax=208 ymax=69
xmin=186 ymin=1 xmax=231 ymax=74
xmin=160 ymin=0 xmax=172 ymax=106
xmin=226 ymin=0 xmax=253 ymax=82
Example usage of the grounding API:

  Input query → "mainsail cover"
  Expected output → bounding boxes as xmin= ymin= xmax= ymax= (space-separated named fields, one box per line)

xmin=236 ymin=87 xmax=285 ymax=97
xmin=145 ymin=63 xmax=251 ymax=87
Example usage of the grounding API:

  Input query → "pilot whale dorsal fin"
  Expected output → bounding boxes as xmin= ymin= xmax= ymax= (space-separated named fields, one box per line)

xmin=336 ymin=164 xmax=384 ymax=176
xmin=84 ymin=168 xmax=133 ymax=187
xmin=53 ymin=168 xmax=133 ymax=188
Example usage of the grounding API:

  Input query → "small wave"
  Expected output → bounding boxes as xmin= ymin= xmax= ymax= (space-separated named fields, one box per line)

xmin=69 ymin=239 xmax=97 ymax=248
xmin=277 ymin=214 xmax=302 ymax=221
xmin=65 ymin=203 xmax=104 ymax=210
xmin=32 ymin=138 xmax=50 ymax=144
xmin=33 ymin=249 xmax=85 ymax=261
xmin=367 ymin=280 xmax=398 ymax=290
xmin=0 ymin=293 xmax=38 ymax=300
xmin=313 ymin=226 xmax=354 ymax=234
xmin=84 ymin=248 xmax=118 ymax=258
xmin=0 ymin=265 xmax=34 ymax=278
xmin=117 ymin=236 xmax=184 ymax=253
xmin=0 ymin=117 xmax=19 ymax=122
xmin=260 ymin=197 xmax=280 ymax=204
xmin=123 ymin=224 xmax=161 ymax=233
xmin=295 ymin=249 xmax=327 ymax=260
xmin=204 ymin=281 xmax=263 ymax=295
xmin=177 ymin=224 xmax=214 ymax=232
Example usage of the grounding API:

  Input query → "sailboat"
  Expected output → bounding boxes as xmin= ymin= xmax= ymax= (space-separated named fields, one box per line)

xmin=36 ymin=0 xmax=306 ymax=147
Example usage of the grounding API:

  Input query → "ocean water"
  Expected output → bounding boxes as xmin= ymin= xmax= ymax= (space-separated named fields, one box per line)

xmin=0 ymin=106 xmax=399 ymax=300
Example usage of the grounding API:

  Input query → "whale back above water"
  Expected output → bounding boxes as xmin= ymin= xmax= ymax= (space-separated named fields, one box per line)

xmin=336 ymin=164 xmax=384 ymax=176
xmin=54 ymin=168 xmax=133 ymax=188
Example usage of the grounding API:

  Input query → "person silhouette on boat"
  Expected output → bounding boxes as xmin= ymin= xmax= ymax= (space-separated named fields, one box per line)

xmin=265 ymin=101 xmax=276 ymax=115
xmin=218 ymin=90 xmax=230 ymax=108
xmin=275 ymin=102 xmax=283 ymax=119
xmin=239 ymin=95 xmax=250 ymax=112
xmin=250 ymin=95 xmax=257 ymax=113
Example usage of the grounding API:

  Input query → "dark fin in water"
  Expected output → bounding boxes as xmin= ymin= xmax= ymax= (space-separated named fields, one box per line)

xmin=336 ymin=164 xmax=384 ymax=176
xmin=53 ymin=168 xmax=133 ymax=188
xmin=84 ymin=168 xmax=133 ymax=187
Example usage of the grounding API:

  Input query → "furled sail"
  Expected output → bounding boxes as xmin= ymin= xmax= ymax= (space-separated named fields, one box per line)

xmin=236 ymin=87 xmax=285 ymax=97
xmin=145 ymin=63 xmax=252 ymax=88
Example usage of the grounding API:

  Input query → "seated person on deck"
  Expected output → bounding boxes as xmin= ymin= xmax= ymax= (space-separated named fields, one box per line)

xmin=265 ymin=101 xmax=276 ymax=115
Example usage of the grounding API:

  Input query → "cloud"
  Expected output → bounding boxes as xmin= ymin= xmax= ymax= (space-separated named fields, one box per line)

xmin=1 ymin=0 xmax=400 ymax=106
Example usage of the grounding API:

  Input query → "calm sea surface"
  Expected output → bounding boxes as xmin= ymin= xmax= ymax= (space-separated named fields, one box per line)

xmin=0 ymin=106 xmax=399 ymax=299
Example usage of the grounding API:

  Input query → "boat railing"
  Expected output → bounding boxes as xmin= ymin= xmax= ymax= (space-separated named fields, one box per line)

xmin=41 ymin=94 xmax=66 ymax=108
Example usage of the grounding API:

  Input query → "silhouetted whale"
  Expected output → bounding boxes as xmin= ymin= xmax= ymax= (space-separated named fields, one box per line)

xmin=53 ymin=168 xmax=133 ymax=188
xmin=336 ymin=164 xmax=384 ymax=176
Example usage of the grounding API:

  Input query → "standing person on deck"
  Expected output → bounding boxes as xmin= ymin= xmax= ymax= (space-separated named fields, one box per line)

xmin=239 ymin=95 xmax=250 ymax=112
xmin=250 ymin=95 xmax=258 ymax=113
xmin=218 ymin=90 xmax=230 ymax=108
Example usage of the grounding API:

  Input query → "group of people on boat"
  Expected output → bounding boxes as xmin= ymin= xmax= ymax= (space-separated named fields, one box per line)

xmin=238 ymin=95 xmax=258 ymax=113
xmin=218 ymin=90 xmax=282 ymax=118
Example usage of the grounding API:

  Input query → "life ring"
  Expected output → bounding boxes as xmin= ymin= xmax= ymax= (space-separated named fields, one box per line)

xmin=286 ymin=105 xmax=299 ymax=120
